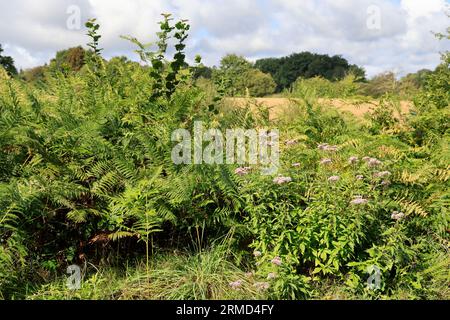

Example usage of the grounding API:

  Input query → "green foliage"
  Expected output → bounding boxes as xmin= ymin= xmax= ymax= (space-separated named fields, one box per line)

xmin=288 ymin=74 xmax=361 ymax=99
xmin=0 ymin=44 xmax=18 ymax=76
xmin=48 ymin=46 xmax=87 ymax=75
xmin=255 ymin=52 xmax=365 ymax=91
xmin=240 ymin=69 xmax=277 ymax=97
xmin=122 ymin=13 xmax=192 ymax=100
xmin=212 ymin=54 xmax=276 ymax=97
xmin=85 ymin=19 xmax=103 ymax=56
xmin=20 ymin=65 xmax=48 ymax=83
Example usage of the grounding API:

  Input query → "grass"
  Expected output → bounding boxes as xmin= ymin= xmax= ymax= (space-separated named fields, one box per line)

xmin=26 ymin=242 xmax=267 ymax=300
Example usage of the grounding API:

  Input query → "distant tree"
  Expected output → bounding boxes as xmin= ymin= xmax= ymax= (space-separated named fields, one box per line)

xmin=219 ymin=54 xmax=253 ymax=72
xmin=48 ymin=46 xmax=87 ymax=74
xmin=20 ymin=65 xmax=48 ymax=83
xmin=254 ymin=57 xmax=281 ymax=77
xmin=211 ymin=54 xmax=276 ymax=97
xmin=275 ymin=52 xmax=316 ymax=90
xmin=0 ymin=44 xmax=18 ymax=76
xmin=212 ymin=54 xmax=253 ymax=96
xmin=255 ymin=52 xmax=363 ymax=91
xmin=361 ymin=72 xmax=397 ymax=98
xmin=192 ymin=64 xmax=213 ymax=79
xmin=400 ymin=69 xmax=432 ymax=88
xmin=348 ymin=64 xmax=367 ymax=82
xmin=240 ymin=69 xmax=277 ymax=97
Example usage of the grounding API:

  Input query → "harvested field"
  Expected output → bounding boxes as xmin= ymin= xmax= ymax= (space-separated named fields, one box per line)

xmin=227 ymin=97 xmax=412 ymax=120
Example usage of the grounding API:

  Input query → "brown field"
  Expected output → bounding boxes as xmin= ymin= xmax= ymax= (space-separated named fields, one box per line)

xmin=226 ymin=97 xmax=412 ymax=121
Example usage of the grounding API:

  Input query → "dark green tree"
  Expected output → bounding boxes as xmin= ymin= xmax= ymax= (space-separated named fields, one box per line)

xmin=192 ymin=64 xmax=213 ymax=79
xmin=0 ymin=44 xmax=18 ymax=76
xmin=212 ymin=54 xmax=253 ymax=96
xmin=255 ymin=52 xmax=364 ymax=91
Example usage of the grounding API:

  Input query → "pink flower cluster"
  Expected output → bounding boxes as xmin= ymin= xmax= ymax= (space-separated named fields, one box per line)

xmin=267 ymin=272 xmax=277 ymax=280
xmin=348 ymin=156 xmax=359 ymax=164
xmin=285 ymin=139 xmax=298 ymax=146
xmin=273 ymin=176 xmax=292 ymax=184
xmin=350 ymin=196 xmax=368 ymax=205
xmin=362 ymin=157 xmax=382 ymax=167
xmin=271 ymin=256 xmax=282 ymax=266
xmin=374 ymin=171 xmax=391 ymax=178
xmin=229 ymin=280 xmax=243 ymax=290
xmin=254 ymin=282 xmax=270 ymax=291
xmin=320 ymin=158 xmax=333 ymax=165
xmin=328 ymin=175 xmax=340 ymax=182
xmin=391 ymin=211 xmax=405 ymax=220
xmin=235 ymin=167 xmax=252 ymax=176
xmin=318 ymin=143 xmax=338 ymax=152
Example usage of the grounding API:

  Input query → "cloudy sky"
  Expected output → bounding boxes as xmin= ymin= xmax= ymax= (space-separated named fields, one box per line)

xmin=1 ymin=0 xmax=449 ymax=77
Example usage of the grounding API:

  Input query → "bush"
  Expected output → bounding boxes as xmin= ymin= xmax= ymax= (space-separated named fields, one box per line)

xmin=212 ymin=54 xmax=276 ymax=97
xmin=288 ymin=74 xmax=360 ymax=99
xmin=240 ymin=69 xmax=276 ymax=97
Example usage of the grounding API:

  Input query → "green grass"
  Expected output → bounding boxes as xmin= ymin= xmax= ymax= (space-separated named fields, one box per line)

xmin=27 ymin=244 xmax=267 ymax=300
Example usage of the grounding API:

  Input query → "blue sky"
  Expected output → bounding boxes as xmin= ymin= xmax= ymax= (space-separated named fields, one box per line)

xmin=1 ymin=0 xmax=449 ymax=77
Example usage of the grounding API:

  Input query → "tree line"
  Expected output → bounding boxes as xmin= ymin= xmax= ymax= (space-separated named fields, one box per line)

xmin=1 ymin=44 xmax=434 ymax=98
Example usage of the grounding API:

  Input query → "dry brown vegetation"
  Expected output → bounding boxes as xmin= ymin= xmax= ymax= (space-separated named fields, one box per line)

xmin=226 ymin=97 xmax=412 ymax=121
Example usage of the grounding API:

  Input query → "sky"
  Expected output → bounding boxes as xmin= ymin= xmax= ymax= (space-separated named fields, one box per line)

xmin=1 ymin=0 xmax=449 ymax=78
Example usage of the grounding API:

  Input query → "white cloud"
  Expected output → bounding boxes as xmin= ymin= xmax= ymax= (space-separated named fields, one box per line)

xmin=2 ymin=45 xmax=40 ymax=70
xmin=401 ymin=0 xmax=448 ymax=19
xmin=0 ymin=0 xmax=448 ymax=77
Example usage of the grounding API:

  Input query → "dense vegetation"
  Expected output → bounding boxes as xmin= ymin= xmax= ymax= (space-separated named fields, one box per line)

xmin=0 ymin=15 xmax=448 ymax=300
xmin=255 ymin=52 xmax=366 ymax=91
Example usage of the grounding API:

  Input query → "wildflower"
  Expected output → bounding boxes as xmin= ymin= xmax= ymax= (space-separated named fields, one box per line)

xmin=271 ymin=256 xmax=282 ymax=266
xmin=320 ymin=158 xmax=332 ymax=165
xmin=356 ymin=175 xmax=364 ymax=180
xmin=318 ymin=143 xmax=338 ymax=152
xmin=235 ymin=167 xmax=250 ymax=176
xmin=285 ymin=139 xmax=298 ymax=146
xmin=273 ymin=176 xmax=292 ymax=184
xmin=381 ymin=180 xmax=391 ymax=187
xmin=229 ymin=280 xmax=242 ymax=290
xmin=362 ymin=156 xmax=371 ymax=162
xmin=267 ymin=272 xmax=277 ymax=280
xmin=374 ymin=171 xmax=391 ymax=178
xmin=253 ymin=250 xmax=262 ymax=257
xmin=325 ymin=145 xmax=338 ymax=152
xmin=391 ymin=211 xmax=405 ymax=221
xmin=245 ymin=272 xmax=253 ymax=278
xmin=254 ymin=282 xmax=270 ymax=291
xmin=368 ymin=158 xmax=382 ymax=167
xmin=328 ymin=175 xmax=340 ymax=182
xmin=318 ymin=143 xmax=329 ymax=150
xmin=348 ymin=156 xmax=359 ymax=164
xmin=350 ymin=196 xmax=368 ymax=205
xmin=292 ymin=163 xmax=301 ymax=167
